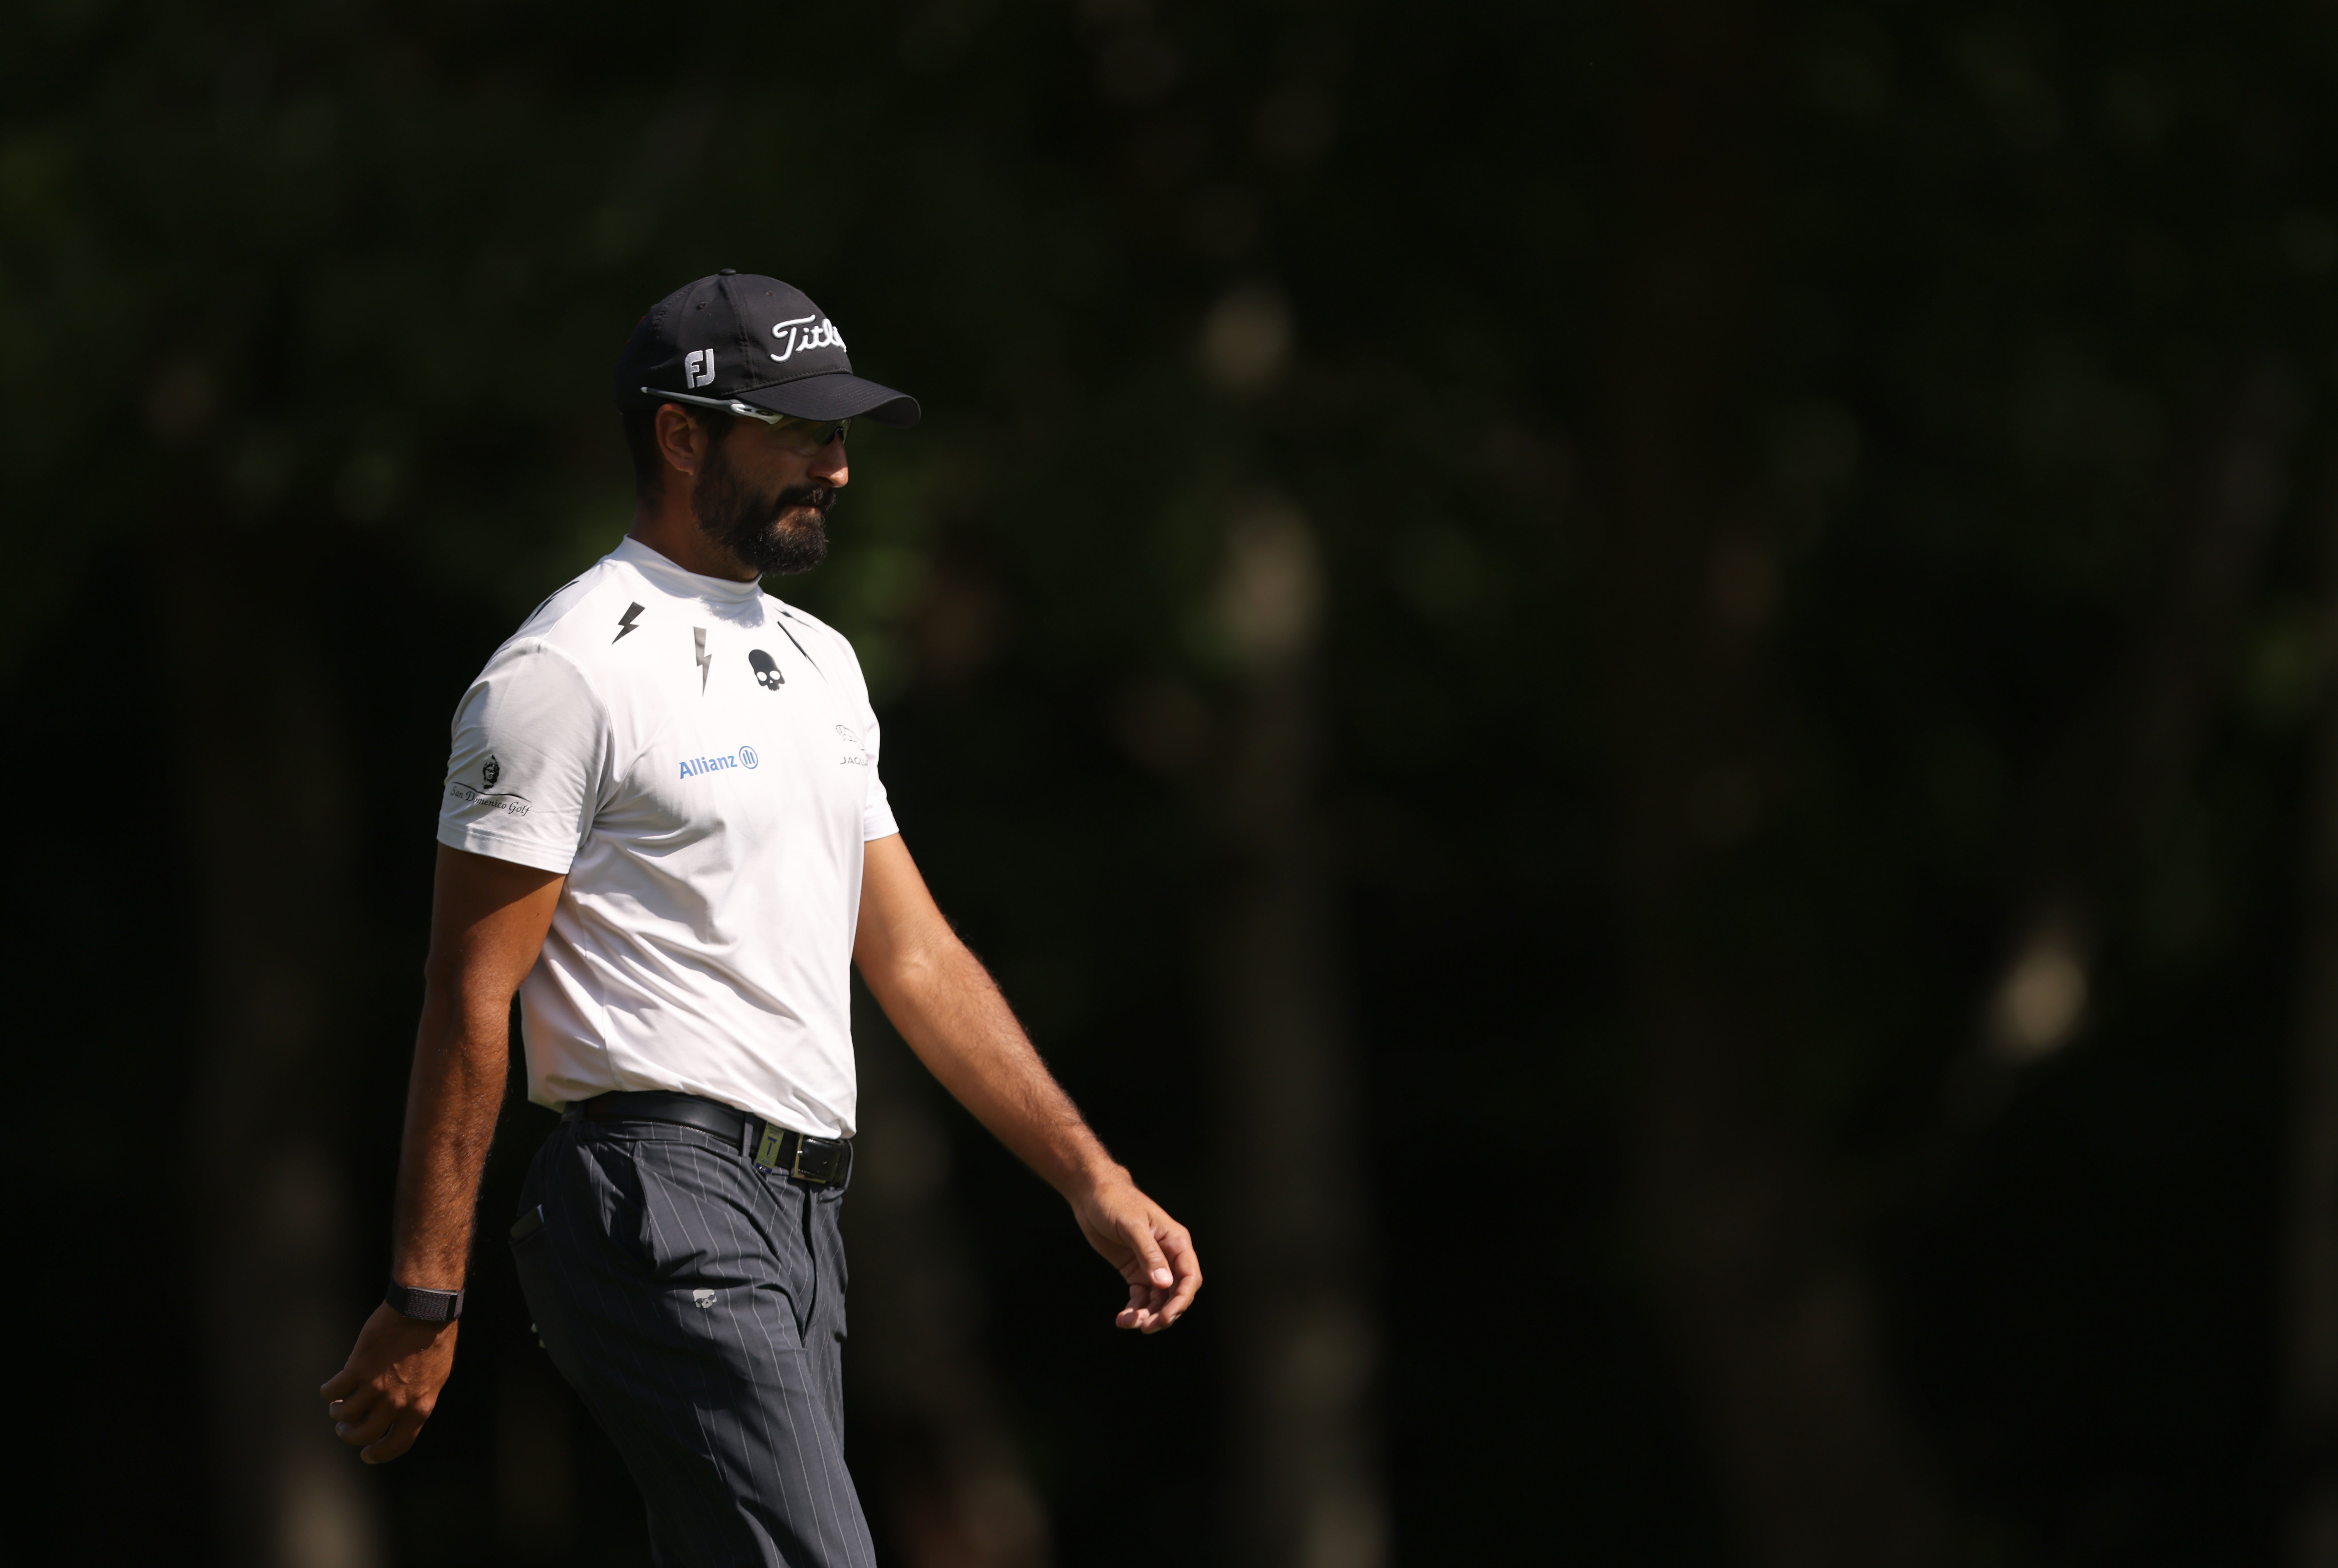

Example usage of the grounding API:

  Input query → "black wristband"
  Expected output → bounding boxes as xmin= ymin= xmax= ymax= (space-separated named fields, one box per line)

xmin=385 ymin=1282 xmax=465 ymax=1322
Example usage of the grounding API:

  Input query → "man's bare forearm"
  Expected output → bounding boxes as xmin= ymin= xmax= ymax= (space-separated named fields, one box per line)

xmin=387 ymin=984 xmax=511 ymax=1289
xmin=853 ymin=834 xmax=1200 ymax=1331
xmin=869 ymin=938 xmax=1123 ymax=1199
xmin=381 ymin=847 xmax=562 ymax=1290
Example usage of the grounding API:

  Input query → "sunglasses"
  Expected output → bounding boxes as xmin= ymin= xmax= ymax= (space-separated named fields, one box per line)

xmin=644 ymin=387 xmax=851 ymax=454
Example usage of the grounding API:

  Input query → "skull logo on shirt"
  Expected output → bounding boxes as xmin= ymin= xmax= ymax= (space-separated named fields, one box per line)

xmin=747 ymin=649 xmax=783 ymax=690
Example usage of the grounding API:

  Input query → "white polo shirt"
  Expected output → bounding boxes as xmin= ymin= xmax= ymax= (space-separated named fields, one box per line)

xmin=436 ymin=535 xmax=897 ymax=1138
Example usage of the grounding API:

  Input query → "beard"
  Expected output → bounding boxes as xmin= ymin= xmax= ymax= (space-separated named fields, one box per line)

xmin=693 ymin=440 xmax=834 ymax=576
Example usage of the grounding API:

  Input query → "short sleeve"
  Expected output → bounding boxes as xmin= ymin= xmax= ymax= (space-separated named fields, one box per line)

xmin=860 ymin=699 xmax=899 ymax=842
xmin=437 ymin=641 xmax=607 ymax=873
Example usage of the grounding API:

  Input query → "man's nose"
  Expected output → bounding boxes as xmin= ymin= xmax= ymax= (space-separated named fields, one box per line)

xmin=811 ymin=440 xmax=848 ymax=488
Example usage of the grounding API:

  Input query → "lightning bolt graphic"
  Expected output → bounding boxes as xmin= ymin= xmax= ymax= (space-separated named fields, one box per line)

xmin=613 ymin=602 xmax=645 ymax=643
xmin=694 ymin=626 xmax=712 ymax=693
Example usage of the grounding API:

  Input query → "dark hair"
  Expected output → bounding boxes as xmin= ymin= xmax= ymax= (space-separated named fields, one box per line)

xmin=623 ymin=403 xmax=734 ymax=503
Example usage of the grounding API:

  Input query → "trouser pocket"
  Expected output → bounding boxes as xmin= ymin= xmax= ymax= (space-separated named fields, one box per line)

xmin=508 ymin=1202 xmax=592 ymax=1392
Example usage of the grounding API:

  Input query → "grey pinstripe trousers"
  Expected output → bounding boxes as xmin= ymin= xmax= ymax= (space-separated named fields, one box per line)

xmin=511 ymin=1118 xmax=877 ymax=1568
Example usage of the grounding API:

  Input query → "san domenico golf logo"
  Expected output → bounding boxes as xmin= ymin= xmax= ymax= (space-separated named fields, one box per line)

xmin=448 ymin=752 xmax=530 ymax=817
xmin=680 ymin=746 xmax=759 ymax=780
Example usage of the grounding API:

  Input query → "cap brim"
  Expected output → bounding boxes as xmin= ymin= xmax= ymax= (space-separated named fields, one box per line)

xmin=736 ymin=372 xmax=921 ymax=428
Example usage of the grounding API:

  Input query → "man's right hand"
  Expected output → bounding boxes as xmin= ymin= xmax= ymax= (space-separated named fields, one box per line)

xmin=319 ymin=1303 xmax=460 ymax=1464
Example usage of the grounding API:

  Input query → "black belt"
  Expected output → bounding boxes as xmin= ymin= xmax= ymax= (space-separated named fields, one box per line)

xmin=566 ymin=1090 xmax=853 ymax=1186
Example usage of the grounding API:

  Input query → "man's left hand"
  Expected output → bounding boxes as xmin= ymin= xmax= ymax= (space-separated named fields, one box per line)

xmin=1073 ymin=1174 xmax=1202 ymax=1333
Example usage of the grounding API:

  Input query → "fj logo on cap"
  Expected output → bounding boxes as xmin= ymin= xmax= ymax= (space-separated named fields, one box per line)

xmin=685 ymin=349 xmax=716 ymax=388
xmin=769 ymin=316 xmax=846 ymax=363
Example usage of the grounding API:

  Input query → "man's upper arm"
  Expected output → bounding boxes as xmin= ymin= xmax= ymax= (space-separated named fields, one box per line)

xmin=425 ymin=844 xmax=564 ymax=1009
xmin=855 ymin=833 xmax=952 ymax=990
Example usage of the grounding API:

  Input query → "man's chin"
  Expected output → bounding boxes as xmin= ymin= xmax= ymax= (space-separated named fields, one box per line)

xmin=769 ymin=514 xmax=830 ymax=554
xmin=740 ymin=513 xmax=830 ymax=575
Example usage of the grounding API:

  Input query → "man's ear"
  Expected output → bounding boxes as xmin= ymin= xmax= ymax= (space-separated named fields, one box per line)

xmin=653 ymin=404 xmax=708 ymax=483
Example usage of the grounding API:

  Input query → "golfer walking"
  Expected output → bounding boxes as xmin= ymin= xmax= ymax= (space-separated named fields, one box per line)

xmin=320 ymin=272 xmax=1201 ymax=1566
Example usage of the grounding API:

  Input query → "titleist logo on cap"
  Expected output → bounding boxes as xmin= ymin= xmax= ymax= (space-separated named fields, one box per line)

xmin=769 ymin=315 xmax=846 ymax=363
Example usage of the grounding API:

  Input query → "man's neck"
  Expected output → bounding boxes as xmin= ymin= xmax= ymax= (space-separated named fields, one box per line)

xmin=628 ymin=494 xmax=758 ymax=582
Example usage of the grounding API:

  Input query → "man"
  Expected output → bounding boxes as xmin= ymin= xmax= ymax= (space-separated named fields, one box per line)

xmin=319 ymin=271 xmax=1201 ymax=1565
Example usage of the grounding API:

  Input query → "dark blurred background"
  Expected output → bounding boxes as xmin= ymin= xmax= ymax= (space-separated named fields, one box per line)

xmin=12 ymin=1 xmax=2338 ymax=1564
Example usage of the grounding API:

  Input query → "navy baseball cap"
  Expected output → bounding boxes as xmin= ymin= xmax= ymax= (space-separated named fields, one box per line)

xmin=615 ymin=271 xmax=921 ymax=427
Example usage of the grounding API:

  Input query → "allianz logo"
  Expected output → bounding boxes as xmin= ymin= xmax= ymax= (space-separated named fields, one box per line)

xmin=770 ymin=315 xmax=846 ymax=363
xmin=680 ymin=745 xmax=759 ymax=779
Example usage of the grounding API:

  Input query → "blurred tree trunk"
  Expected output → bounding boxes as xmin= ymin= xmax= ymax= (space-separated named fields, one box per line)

xmin=1984 ymin=361 xmax=2303 ymax=1070
xmin=177 ymin=553 xmax=382 ymax=1568
xmin=1600 ymin=4 xmax=1952 ymax=1563
xmin=1211 ymin=501 xmax=1385 ymax=1568
xmin=2288 ymin=469 xmax=2338 ymax=1568
xmin=846 ymin=992 xmax=1052 ymax=1568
